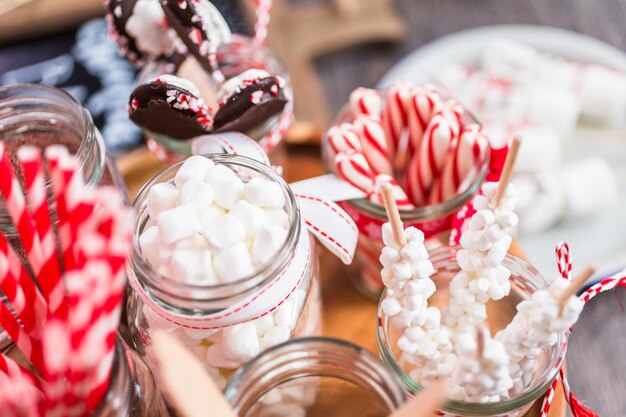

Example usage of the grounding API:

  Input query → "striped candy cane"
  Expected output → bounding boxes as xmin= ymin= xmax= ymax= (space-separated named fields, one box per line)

xmin=404 ymin=85 xmax=440 ymax=157
xmin=555 ymin=242 xmax=572 ymax=280
xmin=334 ymin=151 xmax=376 ymax=193
xmin=381 ymin=81 xmax=413 ymax=158
xmin=349 ymin=87 xmax=383 ymax=118
xmin=326 ymin=123 xmax=362 ymax=159
xmin=354 ymin=115 xmax=393 ymax=175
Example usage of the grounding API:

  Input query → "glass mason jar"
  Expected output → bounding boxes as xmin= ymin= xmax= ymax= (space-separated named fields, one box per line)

xmin=321 ymin=103 xmax=489 ymax=299
xmin=0 ymin=83 xmax=127 ymax=357
xmin=136 ymin=35 xmax=292 ymax=161
xmin=225 ymin=337 xmax=408 ymax=417
xmin=377 ymin=245 xmax=567 ymax=417
xmin=126 ymin=154 xmax=321 ymax=387
xmin=91 ymin=338 xmax=169 ymax=417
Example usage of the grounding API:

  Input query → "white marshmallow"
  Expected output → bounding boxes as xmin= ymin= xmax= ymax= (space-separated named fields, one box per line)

xmin=274 ymin=299 xmax=296 ymax=326
xmin=579 ymin=65 xmax=626 ymax=125
xmin=561 ymin=156 xmax=618 ymax=218
xmin=265 ymin=208 xmax=290 ymax=228
xmin=243 ymin=177 xmax=285 ymax=208
xmin=214 ymin=242 xmax=256 ymax=282
xmin=139 ymin=225 xmax=161 ymax=267
xmin=157 ymin=205 xmax=202 ymax=244
xmin=252 ymin=224 xmax=288 ymax=266
xmin=147 ymin=182 xmax=179 ymax=219
xmin=184 ymin=327 xmax=217 ymax=340
xmin=254 ymin=315 xmax=275 ymax=336
xmin=230 ymin=200 xmax=267 ymax=237
xmin=526 ymin=83 xmax=580 ymax=138
xmin=178 ymin=178 xmax=214 ymax=210
xmin=513 ymin=173 xmax=566 ymax=234
xmin=207 ymin=164 xmax=244 ymax=209
xmin=202 ymin=214 xmax=246 ymax=250
xmin=175 ymin=155 xmax=215 ymax=188
xmin=198 ymin=205 xmax=227 ymax=228
xmin=206 ymin=343 xmax=241 ymax=369
xmin=222 ymin=323 xmax=261 ymax=362
xmin=170 ymin=248 xmax=217 ymax=285
xmin=262 ymin=326 xmax=291 ymax=348
xmin=514 ymin=125 xmax=561 ymax=174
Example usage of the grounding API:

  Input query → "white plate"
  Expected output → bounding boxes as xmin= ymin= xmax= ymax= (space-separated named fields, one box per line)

xmin=378 ymin=25 xmax=626 ymax=280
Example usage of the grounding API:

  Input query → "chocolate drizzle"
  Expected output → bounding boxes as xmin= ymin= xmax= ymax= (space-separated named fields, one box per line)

xmin=128 ymin=80 xmax=213 ymax=139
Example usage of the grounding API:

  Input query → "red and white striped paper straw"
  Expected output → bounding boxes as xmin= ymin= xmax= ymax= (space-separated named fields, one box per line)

xmin=253 ymin=0 xmax=272 ymax=45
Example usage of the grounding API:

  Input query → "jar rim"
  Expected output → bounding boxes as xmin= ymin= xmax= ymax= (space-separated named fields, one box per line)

xmin=129 ymin=153 xmax=302 ymax=305
xmin=224 ymin=336 xmax=408 ymax=414
xmin=376 ymin=245 xmax=567 ymax=415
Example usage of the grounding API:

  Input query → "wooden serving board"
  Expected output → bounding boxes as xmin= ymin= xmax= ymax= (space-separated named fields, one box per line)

xmin=117 ymin=145 xmax=566 ymax=417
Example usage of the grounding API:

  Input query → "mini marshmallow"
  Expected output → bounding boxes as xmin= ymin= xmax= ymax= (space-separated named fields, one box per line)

xmin=175 ymin=155 xmax=215 ymax=188
xmin=207 ymin=164 xmax=244 ymax=209
xmin=206 ymin=343 xmax=241 ymax=369
xmin=262 ymin=326 xmax=291 ymax=348
xmin=222 ymin=323 xmax=261 ymax=362
xmin=170 ymin=248 xmax=217 ymax=285
xmin=274 ymin=299 xmax=296 ymax=327
xmin=178 ymin=178 xmax=214 ymax=210
xmin=254 ymin=315 xmax=275 ymax=337
xmin=230 ymin=200 xmax=267 ymax=237
xmin=252 ymin=224 xmax=288 ymax=266
xmin=243 ymin=177 xmax=285 ymax=208
xmin=139 ymin=225 xmax=161 ymax=267
xmin=157 ymin=205 xmax=202 ymax=244
xmin=202 ymin=214 xmax=246 ymax=250
xmin=561 ymin=156 xmax=618 ymax=218
xmin=147 ymin=182 xmax=179 ymax=219
xmin=214 ymin=242 xmax=256 ymax=282
xmin=265 ymin=208 xmax=289 ymax=228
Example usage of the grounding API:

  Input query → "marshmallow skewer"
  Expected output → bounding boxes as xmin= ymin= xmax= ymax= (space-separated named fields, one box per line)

xmin=388 ymin=378 xmax=448 ymax=417
xmin=381 ymin=183 xmax=406 ymax=246
xmin=556 ymin=265 xmax=595 ymax=311
xmin=493 ymin=136 xmax=522 ymax=204
xmin=151 ymin=331 xmax=238 ymax=417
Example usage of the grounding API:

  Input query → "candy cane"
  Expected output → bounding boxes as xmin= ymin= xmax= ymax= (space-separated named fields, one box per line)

xmin=428 ymin=124 xmax=488 ymax=205
xmin=326 ymin=123 xmax=362 ymax=159
xmin=403 ymin=112 xmax=460 ymax=206
xmin=555 ymin=242 xmax=572 ymax=280
xmin=381 ymin=81 xmax=413 ymax=158
xmin=404 ymin=84 xmax=440 ymax=157
xmin=354 ymin=115 xmax=393 ymax=175
xmin=334 ymin=151 xmax=376 ymax=193
xmin=370 ymin=174 xmax=414 ymax=210
xmin=349 ymin=87 xmax=382 ymax=118
xmin=253 ymin=0 xmax=272 ymax=46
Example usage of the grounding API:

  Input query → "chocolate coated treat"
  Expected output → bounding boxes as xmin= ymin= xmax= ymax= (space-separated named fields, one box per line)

xmin=104 ymin=0 xmax=185 ymax=66
xmin=160 ymin=0 xmax=231 ymax=74
xmin=129 ymin=79 xmax=214 ymax=139
xmin=213 ymin=76 xmax=288 ymax=133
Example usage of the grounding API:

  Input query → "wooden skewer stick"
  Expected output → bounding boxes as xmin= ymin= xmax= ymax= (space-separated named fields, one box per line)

xmin=476 ymin=326 xmax=485 ymax=360
xmin=388 ymin=378 xmax=448 ymax=417
xmin=556 ymin=265 xmax=596 ymax=312
xmin=493 ymin=136 xmax=522 ymax=204
xmin=151 ymin=331 xmax=239 ymax=417
xmin=381 ymin=182 xmax=407 ymax=246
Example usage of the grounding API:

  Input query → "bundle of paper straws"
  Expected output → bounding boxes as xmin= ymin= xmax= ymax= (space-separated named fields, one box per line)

xmin=0 ymin=143 xmax=130 ymax=417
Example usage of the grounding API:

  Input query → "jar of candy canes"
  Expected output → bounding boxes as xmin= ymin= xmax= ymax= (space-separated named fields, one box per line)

xmin=225 ymin=337 xmax=408 ymax=417
xmin=91 ymin=338 xmax=169 ymax=417
xmin=126 ymin=154 xmax=321 ymax=387
xmin=0 ymin=83 xmax=127 ymax=358
xmin=132 ymin=34 xmax=292 ymax=161
xmin=321 ymin=84 xmax=491 ymax=299
xmin=377 ymin=245 xmax=567 ymax=417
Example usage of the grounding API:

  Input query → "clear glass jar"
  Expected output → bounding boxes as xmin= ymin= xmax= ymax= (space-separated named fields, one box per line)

xmin=91 ymin=338 xmax=169 ymax=417
xmin=0 ymin=83 xmax=127 ymax=357
xmin=137 ymin=35 xmax=292 ymax=161
xmin=377 ymin=245 xmax=567 ymax=417
xmin=321 ymin=104 xmax=489 ymax=299
xmin=126 ymin=154 xmax=321 ymax=387
xmin=225 ymin=337 xmax=408 ymax=417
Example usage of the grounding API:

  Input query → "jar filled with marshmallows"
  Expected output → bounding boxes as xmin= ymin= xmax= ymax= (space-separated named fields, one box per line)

xmin=126 ymin=154 xmax=321 ymax=386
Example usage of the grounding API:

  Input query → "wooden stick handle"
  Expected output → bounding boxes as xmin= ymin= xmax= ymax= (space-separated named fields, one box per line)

xmin=381 ymin=183 xmax=407 ymax=246
xmin=476 ymin=326 xmax=485 ymax=360
xmin=388 ymin=378 xmax=448 ymax=417
xmin=556 ymin=265 xmax=596 ymax=311
xmin=493 ymin=136 xmax=522 ymax=204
